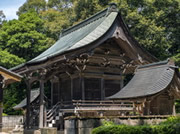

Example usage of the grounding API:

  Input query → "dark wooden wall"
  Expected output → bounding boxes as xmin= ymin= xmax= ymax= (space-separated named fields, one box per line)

xmin=149 ymin=91 xmax=174 ymax=115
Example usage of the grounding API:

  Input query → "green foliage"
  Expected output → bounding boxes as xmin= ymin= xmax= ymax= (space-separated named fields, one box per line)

xmin=40 ymin=8 xmax=70 ymax=40
xmin=175 ymin=99 xmax=180 ymax=113
xmin=2 ymin=113 xmax=7 ymax=116
xmin=3 ymin=82 xmax=26 ymax=115
xmin=0 ymin=10 xmax=54 ymax=115
xmin=92 ymin=117 xmax=180 ymax=134
xmin=0 ymin=10 xmax=6 ymax=27
xmin=71 ymin=0 xmax=180 ymax=62
xmin=92 ymin=125 xmax=153 ymax=134
xmin=0 ymin=49 xmax=25 ymax=68
xmin=0 ymin=10 xmax=54 ymax=61
xmin=17 ymin=0 xmax=46 ymax=15
xmin=102 ymin=120 xmax=115 ymax=126
xmin=160 ymin=116 xmax=180 ymax=125
xmin=47 ymin=0 xmax=73 ymax=11
xmin=173 ymin=53 xmax=180 ymax=67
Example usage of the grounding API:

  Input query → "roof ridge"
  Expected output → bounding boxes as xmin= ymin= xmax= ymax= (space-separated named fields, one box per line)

xmin=61 ymin=8 xmax=108 ymax=37
xmin=60 ymin=3 xmax=118 ymax=37
xmin=138 ymin=59 xmax=169 ymax=69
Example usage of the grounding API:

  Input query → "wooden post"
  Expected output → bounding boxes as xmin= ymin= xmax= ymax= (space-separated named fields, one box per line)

xmin=44 ymin=106 xmax=47 ymax=127
xmin=25 ymin=80 xmax=31 ymax=129
xmin=120 ymin=74 xmax=124 ymax=89
xmin=0 ymin=74 xmax=4 ymax=132
xmin=39 ymin=79 xmax=44 ymax=128
xmin=51 ymin=80 xmax=54 ymax=107
xmin=81 ymin=75 xmax=85 ymax=100
xmin=101 ymin=78 xmax=105 ymax=100
xmin=133 ymin=102 xmax=136 ymax=115
xmin=147 ymin=101 xmax=151 ymax=115
xmin=58 ymin=79 xmax=61 ymax=103
xmin=71 ymin=77 xmax=73 ymax=100
xmin=173 ymin=101 xmax=176 ymax=116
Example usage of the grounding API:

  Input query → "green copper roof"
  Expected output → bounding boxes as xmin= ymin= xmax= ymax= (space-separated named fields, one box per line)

xmin=27 ymin=8 xmax=118 ymax=64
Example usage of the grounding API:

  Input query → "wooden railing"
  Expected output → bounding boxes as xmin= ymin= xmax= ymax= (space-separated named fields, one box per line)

xmin=46 ymin=100 xmax=144 ymax=122
xmin=46 ymin=101 xmax=73 ymax=123
xmin=72 ymin=100 xmax=139 ymax=116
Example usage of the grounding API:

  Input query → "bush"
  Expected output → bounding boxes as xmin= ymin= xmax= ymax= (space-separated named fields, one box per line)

xmin=2 ymin=113 xmax=7 ymax=116
xmin=160 ymin=116 xmax=180 ymax=125
xmin=92 ymin=116 xmax=180 ymax=134
xmin=92 ymin=125 xmax=153 ymax=134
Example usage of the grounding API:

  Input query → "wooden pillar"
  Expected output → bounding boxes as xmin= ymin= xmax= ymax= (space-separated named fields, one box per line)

xmin=157 ymin=98 xmax=160 ymax=115
xmin=0 ymin=75 xmax=4 ymax=132
xmin=133 ymin=102 xmax=136 ymax=115
xmin=101 ymin=78 xmax=105 ymax=100
xmin=173 ymin=101 xmax=176 ymax=116
xmin=146 ymin=101 xmax=151 ymax=115
xmin=25 ymin=80 xmax=31 ymax=129
xmin=71 ymin=77 xmax=73 ymax=100
xmin=81 ymin=75 xmax=85 ymax=100
xmin=39 ymin=80 xmax=44 ymax=128
xmin=44 ymin=106 xmax=47 ymax=127
xmin=58 ymin=79 xmax=61 ymax=103
xmin=50 ymin=80 xmax=54 ymax=107
xmin=120 ymin=73 xmax=124 ymax=89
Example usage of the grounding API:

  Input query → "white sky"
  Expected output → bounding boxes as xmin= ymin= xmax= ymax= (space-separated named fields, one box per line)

xmin=0 ymin=0 xmax=26 ymax=20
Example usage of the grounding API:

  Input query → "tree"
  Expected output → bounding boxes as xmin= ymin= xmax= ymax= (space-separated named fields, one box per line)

xmin=17 ymin=0 xmax=46 ymax=15
xmin=0 ymin=10 xmax=56 ymax=115
xmin=0 ymin=10 xmax=6 ymax=28
xmin=72 ymin=0 xmax=102 ymax=23
xmin=47 ymin=0 xmax=73 ymax=11
xmin=40 ymin=8 xmax=70 ymax=40
xmin=0 ymin=10 xmax=54 ymax=61
xmin=0 ymin=49 xmax=25 ymax=68
xmin=71 ymin=0 xmax=179 ymax=64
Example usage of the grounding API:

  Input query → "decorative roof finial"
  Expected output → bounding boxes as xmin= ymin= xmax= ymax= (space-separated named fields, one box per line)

xmin=108 ymin=3 xmax=118 ymax=12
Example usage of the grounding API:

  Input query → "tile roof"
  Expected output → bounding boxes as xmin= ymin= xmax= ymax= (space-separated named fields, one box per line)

xmin=13 ymin=89 xmax=40 ymax=110
xmin=108 ymin=60 xmax=179 ymax=99
xmin=27 ymin=7 xmax=118 ymax=64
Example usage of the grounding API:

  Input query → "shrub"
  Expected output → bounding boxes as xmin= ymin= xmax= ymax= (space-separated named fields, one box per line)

xmin=92 ymin=116 xmax=180 ymax=134
xmin=2 ymin=113 xmax=7 ymax=116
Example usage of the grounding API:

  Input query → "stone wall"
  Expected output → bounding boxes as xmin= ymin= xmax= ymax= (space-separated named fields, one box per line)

xmin=64 ymin=117 xmax=167 ymax=134
xmin=2 ymin=115 xmax=23 ymax=132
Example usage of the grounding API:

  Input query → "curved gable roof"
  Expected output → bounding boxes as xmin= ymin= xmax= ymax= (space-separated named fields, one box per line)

xmin=28 ymin=8 xmax=118 ymax=64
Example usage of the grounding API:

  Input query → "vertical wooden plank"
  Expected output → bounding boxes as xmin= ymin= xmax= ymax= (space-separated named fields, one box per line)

xmin=26 ymin=80 xmax=31 ymax=129
xmin=101 ymin=78 xmax=105 ymax=100
xmin=39 ymin=80 xmax=44 ymax=128
xmin=0 ymin=75 xmax=3 ymax=132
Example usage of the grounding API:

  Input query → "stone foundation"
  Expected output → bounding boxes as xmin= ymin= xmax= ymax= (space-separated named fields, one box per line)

xmin=21 ymin=128 xmax=57 ymax=134
xmin=64 ymin=116 xmax=167 ymax=134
